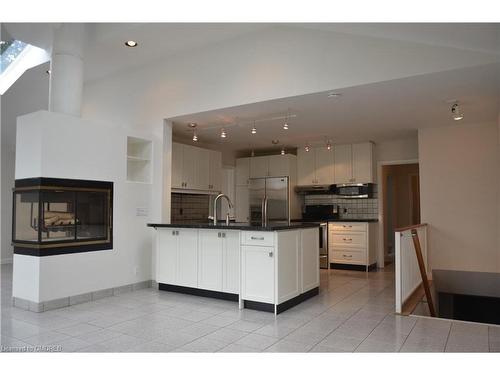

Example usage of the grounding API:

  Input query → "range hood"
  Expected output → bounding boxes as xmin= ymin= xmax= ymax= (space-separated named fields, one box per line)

xmin=294 ymin=185 xmax=334 ymax=194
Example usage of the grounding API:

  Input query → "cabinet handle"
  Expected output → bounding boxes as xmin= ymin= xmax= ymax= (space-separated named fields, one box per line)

xmin=172 ymin=230 xmax=176 ymax=236
xmin=175 ymin=231 xmax=179 ymax=236
xmin=268 ymin=252 xmax=273 ymax=257
xmin=222 ymin=233 xmax=226 ymax=238
xmin=343 ymin=238 xmax=352 ymax=242
xmin=218 ymin=232 xmax=221 ymax=238
xmin=343 ymin=254 xmax=353 ymax=258
xmin=251 ymin=236 xmax=265 ymax=240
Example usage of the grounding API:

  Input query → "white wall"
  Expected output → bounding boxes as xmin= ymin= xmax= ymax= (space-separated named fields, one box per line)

xmin=13 ymin=110 xmax=163 ymax=302
xmin=418 ymin=121 xmax=500 ymax=272
xmin=1 ymin=63 xmax=49 ymax=264
xmin=82 ymin=26 xmax=498 ymax=129
xmin=375 ymin=137 xmax=419 ymax=162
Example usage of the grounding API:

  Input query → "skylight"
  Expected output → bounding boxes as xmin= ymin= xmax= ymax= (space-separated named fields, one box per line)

xmin=0 ymin=39 xmax=28 ymax=74
xmin=0 ymin=38 xmax=49 ymax=94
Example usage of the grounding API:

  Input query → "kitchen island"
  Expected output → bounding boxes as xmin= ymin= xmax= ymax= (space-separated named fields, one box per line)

xmin=148 ymin=222 xmax=320 ymax=314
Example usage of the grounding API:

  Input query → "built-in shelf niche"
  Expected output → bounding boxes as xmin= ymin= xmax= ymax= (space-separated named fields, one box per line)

xmin=127 ymin=136 xmax=152 ymax=183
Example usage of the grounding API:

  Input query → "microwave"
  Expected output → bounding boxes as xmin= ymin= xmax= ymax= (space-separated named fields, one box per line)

xmin=333 ymin=183 xmax=374 ymax=198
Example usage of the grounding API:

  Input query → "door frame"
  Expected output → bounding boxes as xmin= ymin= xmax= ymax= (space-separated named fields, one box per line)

xmin=376 ymin=159 xmax=419 ymax=268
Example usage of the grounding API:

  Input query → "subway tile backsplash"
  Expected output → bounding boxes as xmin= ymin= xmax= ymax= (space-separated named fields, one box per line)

xmin=304 ymin=192 xmax=379 ymax=220
xmin=171 ymin=193 xmax=210 ymax=223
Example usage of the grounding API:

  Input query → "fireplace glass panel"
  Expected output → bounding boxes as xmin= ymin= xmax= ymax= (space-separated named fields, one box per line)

xmin=76 ymin=191 xmax=108 ymax=240
xmin=14 ymin=191 xmax=39 ymax=242
xmin=40 ymin=190 xmax=76 ymax=242
xmin=12 ymin=178 xmax=113 ymax=255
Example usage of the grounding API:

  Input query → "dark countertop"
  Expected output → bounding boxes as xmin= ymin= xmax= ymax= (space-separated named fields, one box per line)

xmin=147 ymin=222 xmax=320 ymax=231
xmin=291 ymin=219 xmax=379 ymax=223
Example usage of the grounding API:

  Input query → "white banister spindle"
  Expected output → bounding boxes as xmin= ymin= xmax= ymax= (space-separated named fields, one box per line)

xmin=395 ymin=224 xmax=428 ymax=313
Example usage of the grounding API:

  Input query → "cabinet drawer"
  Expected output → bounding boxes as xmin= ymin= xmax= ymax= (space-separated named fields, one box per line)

xmin=331 ymin=250 xmax=366 ymax=264
xmin=329 ymin=222 xmax=367 ymax=232
xmin=241 ymin=231 xmax=275 ymax=247
xmin=330 ymin=232 xmax=367 ymax=247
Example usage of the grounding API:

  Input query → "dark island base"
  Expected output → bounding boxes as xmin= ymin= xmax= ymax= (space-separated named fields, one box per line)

xmin=14 ymin=243 xmax=113 ymax=257
xmin=244 ymin=287 xmax=319 ymax=314
xmin=158 ymin=283 xmax=238 ymax=302
xmin=330 ymin=263 xmax=377 ymax=272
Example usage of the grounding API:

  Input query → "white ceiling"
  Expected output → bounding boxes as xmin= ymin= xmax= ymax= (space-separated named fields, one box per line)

xmin=170 ymin=62 xmax=500 ymax=153
xmin=4 ymin=23 xmax=499 ymax=82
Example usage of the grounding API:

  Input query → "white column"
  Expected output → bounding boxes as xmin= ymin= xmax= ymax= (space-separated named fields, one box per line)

xmin=49 ymin=24 xmax=85 ymax=116
xmin=162 ymin=120 xmax=173 ymax=223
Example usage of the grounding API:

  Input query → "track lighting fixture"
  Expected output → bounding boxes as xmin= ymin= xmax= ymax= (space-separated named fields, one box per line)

xmin=251 ymin=149 xmax=255 ymax=157
xmin=305 ymin=144 xmax=310 ymax=152
xmin=451 ymin=102 xmax=464 ymax=121
xmin=220 ymin=128 xmax=227 ymax=138
xmin=326 ymin=141 xmax=332 ymax=151
xmin=251 ymin=121 xmax=257 ymax=134
xmin=283 ymin=109 xmax=290 ymax=130
xmin=192 ymin=132 xmax=198 ymax=142
xmin=281 ymin=147 xmax=286 ymax=155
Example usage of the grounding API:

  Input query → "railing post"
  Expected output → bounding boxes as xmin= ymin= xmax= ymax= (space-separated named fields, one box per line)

xmin=411 ymin=229 xmax=436 ymax=317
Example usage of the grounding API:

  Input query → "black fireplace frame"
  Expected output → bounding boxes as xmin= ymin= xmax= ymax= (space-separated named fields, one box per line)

xmin=12 ymin=177 xmax=113 ymax=256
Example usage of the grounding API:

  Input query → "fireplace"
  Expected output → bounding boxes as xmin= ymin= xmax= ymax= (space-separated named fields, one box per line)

xmin=12 ymin=178 xmax=113 ymax=256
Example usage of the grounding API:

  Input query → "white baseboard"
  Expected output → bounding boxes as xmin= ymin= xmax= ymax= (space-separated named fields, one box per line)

xmin=1 ymin=257 xmax=13 ymax=265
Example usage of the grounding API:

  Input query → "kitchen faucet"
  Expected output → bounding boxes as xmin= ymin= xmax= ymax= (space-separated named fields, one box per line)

xmin=208 ymin=193 xmax=234 ymax=225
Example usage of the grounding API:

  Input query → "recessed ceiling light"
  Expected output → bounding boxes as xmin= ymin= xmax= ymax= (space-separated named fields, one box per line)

xmin=281 ymin=147 xmax=286 ymax=155
xmin=192 ymin=132 xmax=198 ymax=142
xmin=220 ymin=128 xmax=227 ymax=138
xmin=327 ymin=92 xmax=341 ymax=98
xmin=305 ymin=145 xmax=310 ymax=152
xmin=283 ymin=122 xmax=289 ymax=130
xmin=272 ymin=140 xmax=280 ymax=145
xmin=326 ymin=141 xmax=332 ymax=151
xmin=125 ymin=40 xmax=138 ymax=47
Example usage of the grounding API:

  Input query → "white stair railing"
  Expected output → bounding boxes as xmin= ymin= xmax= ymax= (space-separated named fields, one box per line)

xmin=395 ymin=224 xmax=431 ymax=314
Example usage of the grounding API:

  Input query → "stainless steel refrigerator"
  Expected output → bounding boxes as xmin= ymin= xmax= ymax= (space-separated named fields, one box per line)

xmin=248 ymin=177 xmax=289 ymax=226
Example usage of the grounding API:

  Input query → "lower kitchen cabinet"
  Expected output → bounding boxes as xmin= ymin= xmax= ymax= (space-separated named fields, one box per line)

xmin=241 ymin=245 xmax=275 ymax=304
xmin=154 ymin=226 xmax=319 ymax=314
xmin=328 ymin=222 xmax=377 ymax=271
xmin=198 ymin=230 xmax=240 ymax=294
xmin=157 ymin=228 xmax=198 ymax=287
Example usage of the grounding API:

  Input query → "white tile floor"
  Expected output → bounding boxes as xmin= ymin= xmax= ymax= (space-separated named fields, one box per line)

xmin=1 ymin=263 xmax=499 ymax=352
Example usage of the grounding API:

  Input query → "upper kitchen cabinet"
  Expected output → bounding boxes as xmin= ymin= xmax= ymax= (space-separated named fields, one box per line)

xmin=333 ymin=144 xmax=352 ymax=184
xmin=171 ymin=142 xmax=184 ymax=189
xmin=351 ymin=142 xmax=374 ymax=184
xmin=248 ymin=154 xmax=296 ymax=178
xmin=172 ymin=142 xmax=223 ymax=191
xmin=235 ymin=157 xmax=250 ymax=186
xmin=334 ymin=142 xmax=374 ymax=184
xmin=209 ymin=150 xmax=222 ymax=191
xmin=297 ymin=147 xmax=334 ymax=185
xmin=249 ymin=156 xmax=269 ymax=178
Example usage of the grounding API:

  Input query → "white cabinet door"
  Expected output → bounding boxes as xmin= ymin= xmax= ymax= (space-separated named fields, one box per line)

xmin=235 ymin=158 xmax=250 ymax=186
xmin=315 ymin=148 xmax=335 ymax=185
xmin=171 ymin=142 xmax=184 ymax=189
xmin=352 ymin=142 xmax=373 ymax=183
xmin=235 ymin=185 xmax=249 ymax=223
xmin=198 ymin=230 xmax=223 ymax=291
xmin=334 ymin=144 xmax=352 ymax=184
xmin=249 ymin=156 xmax=269 ymax=178
xmin=157 ymin=229 xmax=178 ymax=284
xmin=301 ymin=228 xmax=319 ymax=292
xmin=209 ymin=150 xmax=222 ymax=191
xmin=182 ymin=145 xmax=198 ymax=189
xmin=177 ymin=229 xmax=198 ymax=288
xmin=197 ymin=148 xmax=210 ymax=190
xmin=222 ymin=231 xmax=240 ymax=294
xmin=268 ymin=154 xmax=289 ymax=177
xmin=241 ymin=245 xmax=275 ymax=304
xmin=297 ymin=148 xmax=315 ymax=185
